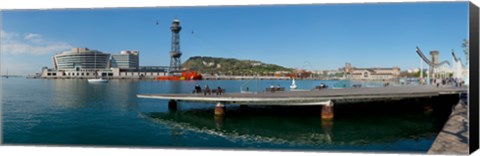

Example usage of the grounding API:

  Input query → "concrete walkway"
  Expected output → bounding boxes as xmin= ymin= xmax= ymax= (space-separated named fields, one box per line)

xmin=428 ymin=100 xmax=469 ymax=155
xmin=138 ymin=86 xmax=466 ymax=105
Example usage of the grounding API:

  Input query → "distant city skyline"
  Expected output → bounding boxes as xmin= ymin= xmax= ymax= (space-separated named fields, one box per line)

xmin=1 ymin=2 xmax=469 ymax=75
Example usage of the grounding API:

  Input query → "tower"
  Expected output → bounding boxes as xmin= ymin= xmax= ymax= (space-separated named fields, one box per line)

xmin=344 ymin=62 xmax=353 ymax=74
xmin=429 ymin=50 xmax=439 ymax=79
xmin=169 ymin=18 xmax=182 ymax=72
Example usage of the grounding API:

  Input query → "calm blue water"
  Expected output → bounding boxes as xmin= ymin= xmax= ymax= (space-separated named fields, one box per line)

xmin=2 ymin=78 xmax=450 ymax=152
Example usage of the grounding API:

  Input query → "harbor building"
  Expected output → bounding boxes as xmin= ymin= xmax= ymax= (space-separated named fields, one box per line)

xmin=53 ymin=47 xmax=110 ymax=70
xmin=40 ymin=48 xmax=168 ymax=79
xmin=43 ymin=48 xmax=112 ymax=78
xmin=111 ymin=66 xmax=168 ymax=79
xmin=343 ymin=63 xmax=400 ymax=80
xmin=111 ymin=50 xmax=139 ymax=69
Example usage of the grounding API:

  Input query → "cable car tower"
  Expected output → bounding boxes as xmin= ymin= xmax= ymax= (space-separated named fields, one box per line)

xmin=169 ymin=18 xmax=182 ymax=72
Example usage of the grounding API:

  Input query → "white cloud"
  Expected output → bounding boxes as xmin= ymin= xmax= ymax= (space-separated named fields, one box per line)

xmin=1 ymin=30 xmax=73 ymax=55
xmin=24 ymin=33 xmax=43 ymax=42
xmin=1 ymin=30 xmax=19 ymax=41
xmin=2 ymin=42 xmax=72 ymax=55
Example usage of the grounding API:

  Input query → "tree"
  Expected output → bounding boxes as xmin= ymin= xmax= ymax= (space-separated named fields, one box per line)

xmin=462 ymin=39 xmax=469 ymax=65
xmin=414 ymin=71 xmax=421 ymax=78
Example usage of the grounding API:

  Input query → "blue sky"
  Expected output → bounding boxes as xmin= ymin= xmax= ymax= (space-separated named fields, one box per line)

xmin=1 ymin=2 xmax=469 ymax=75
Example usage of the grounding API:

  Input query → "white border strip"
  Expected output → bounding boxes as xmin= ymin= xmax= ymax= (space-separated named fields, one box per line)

xmin=0 ymin=0 xmax=468 ymax=10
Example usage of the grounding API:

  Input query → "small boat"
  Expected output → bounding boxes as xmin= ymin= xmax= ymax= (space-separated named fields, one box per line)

xmin=290 ymin=78 xmax=297 ymax=89
xmin=88 ymin=78 xmax=108 ymax=83
xmin=88 ymin=70 xmax=108 ymax=83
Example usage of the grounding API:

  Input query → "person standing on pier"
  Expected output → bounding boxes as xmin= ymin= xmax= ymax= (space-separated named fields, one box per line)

xmin=216 ymin=86 xmax=223 ymax=95
xmin=204 ymin=85 xmax=211 ymax=96
xmin=194 ymin=84 xmax=202 ymax=93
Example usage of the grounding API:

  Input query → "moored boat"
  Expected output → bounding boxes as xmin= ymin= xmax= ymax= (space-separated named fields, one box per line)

xmin=290 ymin=78 xmax=297 ymax=89
xmin=88 ymin=78 xmax=108 ymax=83
xmin=156 ymin=70 xmax=202 ymax=80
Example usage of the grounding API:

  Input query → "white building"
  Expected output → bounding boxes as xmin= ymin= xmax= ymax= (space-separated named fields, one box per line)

xmin=41 ymin=48 xmax=168 ymax=79
xmin=43 ymin=48 xmax=112 ymax=77
xmin=343 ymin=63 xmax=401 ymax=80
xmin=111 ymin=50 xmax=139 ymax=69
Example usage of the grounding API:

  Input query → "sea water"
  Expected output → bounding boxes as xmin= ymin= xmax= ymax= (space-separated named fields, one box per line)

xmin=2 ymin=78 xmax=451 ymax=152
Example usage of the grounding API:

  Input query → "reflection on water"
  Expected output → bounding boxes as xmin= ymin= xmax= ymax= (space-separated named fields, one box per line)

xmin=50 ymin=79 xmax=140 ymax=109
xmin=143 ymin=112 xmax=334 ymax=147
xmin=2 ymin=78 xmax=455 ymax=152
xmin=141 ymin=102 xmax=449 ymax=151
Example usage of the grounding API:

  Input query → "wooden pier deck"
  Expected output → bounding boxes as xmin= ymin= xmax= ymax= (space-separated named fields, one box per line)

xmin=428 ymin=100 xmax=469 ymax=154
xmin=137 ymin=86 xmax=467 ymax=105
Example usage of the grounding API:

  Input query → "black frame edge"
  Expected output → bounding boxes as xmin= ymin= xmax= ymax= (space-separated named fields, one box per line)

xmin=469 ymin=1 xmax=480 ymax=154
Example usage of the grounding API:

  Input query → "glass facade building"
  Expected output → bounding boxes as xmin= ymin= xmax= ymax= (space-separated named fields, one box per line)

xmin=53 ymin=48 xmax=110 ymax=70
xmin=111 ymin=50 xmax=139 ymax=69
xmin=42 ymin=47 xmax=167 ymax=78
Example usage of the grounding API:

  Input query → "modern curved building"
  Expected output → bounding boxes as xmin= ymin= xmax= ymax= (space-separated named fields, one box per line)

xmin=41 ymin=47 xmax=168 ymax=79
xmin=53 ymin=48 xmax=110 ymax=70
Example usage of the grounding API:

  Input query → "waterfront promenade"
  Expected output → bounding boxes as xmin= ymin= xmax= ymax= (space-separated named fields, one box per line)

xmin=428 ymin=100 xmax=469 ymax=154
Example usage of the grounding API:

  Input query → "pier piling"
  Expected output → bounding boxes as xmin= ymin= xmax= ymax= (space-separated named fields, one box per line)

xmin=168 ymin=100 xmax=178 ymax=111
xmin=215 ymin=102 xmax=226 ymax=116
xmin=321 ymin=100 xmax=334 ymax=120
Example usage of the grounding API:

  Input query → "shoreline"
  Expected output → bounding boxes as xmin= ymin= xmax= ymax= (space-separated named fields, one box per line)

xmin=23 ymin=76 xmax=401 ymax=82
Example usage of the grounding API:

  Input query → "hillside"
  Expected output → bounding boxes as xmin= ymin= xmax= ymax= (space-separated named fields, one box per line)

xmin=182 ymin=56 xmax=293 ymax=75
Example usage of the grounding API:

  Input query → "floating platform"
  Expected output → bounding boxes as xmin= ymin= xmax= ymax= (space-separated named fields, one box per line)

xmin=137 ymin=86 xmax=467 ymax=106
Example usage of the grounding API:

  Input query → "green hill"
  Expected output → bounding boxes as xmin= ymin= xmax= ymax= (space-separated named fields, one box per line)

xmin=182 ymin=56 xmax=293 ymax=75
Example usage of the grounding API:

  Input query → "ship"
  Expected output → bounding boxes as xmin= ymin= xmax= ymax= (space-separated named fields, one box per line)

xmin=155 ymin=70 xmax=202 ymax=80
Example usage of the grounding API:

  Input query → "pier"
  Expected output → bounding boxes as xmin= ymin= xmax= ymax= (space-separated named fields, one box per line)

xmin=202 ymin=75 xmax=291 ymax=80
xmin=137 ymin=85 xmax=466 ymax=118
